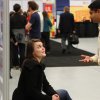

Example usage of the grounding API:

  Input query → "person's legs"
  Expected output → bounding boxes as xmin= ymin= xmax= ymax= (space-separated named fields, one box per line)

xmin=67 ymin=34 xmax=73 ymax=53
xmin=44 ymin=32 xmax=50 ymax=52
xmin=18 ymin=43 xmax=25 ymax=68
xmin=12 ymin=43 xmax=19 ymax=67
xmin=41 ymin=32 xmax=46 ymax=48
xmin=42 ymin=32 xmax=50 ymax=53
xmin=10 ymin=42 xmax=13 ymax=78
xmin=56 ymin=89 xmax=72 ymax=100
xmin=61 ymin=36 xmax=67 ymax=54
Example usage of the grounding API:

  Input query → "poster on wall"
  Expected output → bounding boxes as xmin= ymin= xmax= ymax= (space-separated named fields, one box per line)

xmin=0 ymin=0 xmax=3 ymax=99
xmin=70 ymin=0 xmax=92 ymax=22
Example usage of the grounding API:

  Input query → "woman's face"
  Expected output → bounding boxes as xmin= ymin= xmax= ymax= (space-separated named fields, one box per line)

xmin=33 ymin=42 xmax=46 ymax=59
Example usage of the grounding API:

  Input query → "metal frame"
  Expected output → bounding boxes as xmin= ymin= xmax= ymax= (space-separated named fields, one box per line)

xmin=3 ymin=0 xmax=9 ymax=100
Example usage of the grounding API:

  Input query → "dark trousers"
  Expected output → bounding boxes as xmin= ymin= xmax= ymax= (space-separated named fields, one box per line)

xmin=10 ymin=42 xmax=14 ymax=77
xmin=42 ymin=32 xmax=50 ymax=52
xmin=13 ymin=43 xmax=25 ymax=68
xmin=61 ymin=33 xmax=72 ymax=51
xmin=10 ymin=42 xmax=14 ymax=69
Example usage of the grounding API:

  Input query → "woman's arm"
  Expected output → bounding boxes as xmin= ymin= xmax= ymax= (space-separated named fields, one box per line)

xmin=19 ymin=60 xmax=52 ymax=100
xmin=42 ymin=72 xmax=57 ymax=96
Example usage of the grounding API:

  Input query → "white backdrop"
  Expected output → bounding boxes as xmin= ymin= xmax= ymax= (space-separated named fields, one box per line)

xmin=70 ymin=0 xmax=92 ymax=6
xmin=9 ymin=0 xmax=55 ymax=12
xmin=9 ymin=0 xmax=43 ymax=12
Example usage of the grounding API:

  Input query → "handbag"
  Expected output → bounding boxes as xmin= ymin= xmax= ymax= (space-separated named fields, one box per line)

xmin=70 ymin=34 xmax=79 ymax=44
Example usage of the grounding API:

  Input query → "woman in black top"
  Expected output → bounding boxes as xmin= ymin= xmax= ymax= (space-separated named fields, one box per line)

xmin=12 ymin=39 xmax=72 ymax=100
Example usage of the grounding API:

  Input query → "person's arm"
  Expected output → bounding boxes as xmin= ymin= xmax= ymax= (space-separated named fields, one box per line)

xmin=42 ymin=72 xmax=60 ymax=100
xmin=91 ymin=51 xmax=99 ymax=63
xmin=20 ymin=60 xmax=52 ymax=100
xmin=79 ymin=49 xmax=99 ymax=63
xmin=25 ymin=22 xmax=32 ymax=31
xmin=10 ymin=29 xmax=18 ymax=45
xmin=42 ymin=72 xmax=57 ymax=96
xmin=10 ymin=29 xmax=16 ymax=42
xmin=48 ymin=19 xmax=52 ymax=27
xmin=23 ymin=16 xmax=27 ymax=26
xmin=71 ymin=14 xmax=75 ymax=33
xmin=58 ymin=14 xmax=62 ymax=31
xmin=25 ymin=14 xmax=35 ymax=31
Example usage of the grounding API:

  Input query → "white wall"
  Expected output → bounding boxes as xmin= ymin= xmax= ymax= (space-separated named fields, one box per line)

xmin=9 ymin=0 xmax=55 ymax=12
xmin=9 ymin=0 xmax=43 ymax=12
xmin=70 ymin=0 xmax=92 ymax=6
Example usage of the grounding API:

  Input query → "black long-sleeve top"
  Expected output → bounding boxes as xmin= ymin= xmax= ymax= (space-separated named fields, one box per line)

xmin=12 ymin=59 xmax=57 ymax=100
xmin=59 ymin=12 xmax=75 ymax=34
xmin=10 ymin=13 xmax=27 ymax=29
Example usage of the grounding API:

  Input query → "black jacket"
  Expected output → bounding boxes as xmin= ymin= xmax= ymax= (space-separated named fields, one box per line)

xmin=12 ymin=59 xmax=57 ymax=100
xmin=59 ymin=12 xmax=75 ymax=34
xmin=10 ymin=13 xmax=27 ymax=29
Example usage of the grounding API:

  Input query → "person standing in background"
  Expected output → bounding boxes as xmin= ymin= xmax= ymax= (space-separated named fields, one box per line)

xmin=10 ymin=4 xmax=27 ymax=69
xmin=58 ymin=6 xmax=75 ymax=54
xmin=25 ymin=1 xmax=41 ymax=39
xmin=42 ymin=11 xmax=52 ymax=53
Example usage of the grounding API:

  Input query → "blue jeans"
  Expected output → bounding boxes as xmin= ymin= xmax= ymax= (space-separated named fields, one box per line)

xmin=56 ymin=89 xmax=72 ymax=100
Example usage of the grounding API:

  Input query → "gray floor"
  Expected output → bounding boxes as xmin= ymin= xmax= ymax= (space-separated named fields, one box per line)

xmin=10 ymin=37 xmax=100 ymax=100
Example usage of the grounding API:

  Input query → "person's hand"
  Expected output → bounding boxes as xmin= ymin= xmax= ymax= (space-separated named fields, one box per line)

xmin=58 ymin=30 xmax=60 ymax=33
xmin=15 ymin=42 xmax=18 ymax=46
xmin=79 ymin=55 xmax=93 ymax=63
xmin=52 ymin=94 xmax=60 ymax=100
xmin=73 ymin=30 xmax=76 ymax=34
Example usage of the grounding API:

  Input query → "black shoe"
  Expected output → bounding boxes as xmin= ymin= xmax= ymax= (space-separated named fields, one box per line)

xmin=62 ymin=49 xmax=66 ymax=54
xmin=10 ymin=75 xmax=13 ymax=79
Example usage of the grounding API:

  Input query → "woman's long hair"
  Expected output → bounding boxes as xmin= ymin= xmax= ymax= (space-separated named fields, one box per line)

xmin=42 ymin=11 xmax=49 ymax=20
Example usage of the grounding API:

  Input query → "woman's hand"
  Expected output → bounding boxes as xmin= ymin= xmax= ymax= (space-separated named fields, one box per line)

xmin=79 ymin=55 xmax=93 ymax=63
xmin=52 ymin=94 xmax=60 ymax=100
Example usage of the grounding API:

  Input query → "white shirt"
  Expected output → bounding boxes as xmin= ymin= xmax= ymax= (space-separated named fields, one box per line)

xmin=91 ymin=24 xmax=100 ymax=65
xmin=38 ymin=11 xmax=44 ymax=32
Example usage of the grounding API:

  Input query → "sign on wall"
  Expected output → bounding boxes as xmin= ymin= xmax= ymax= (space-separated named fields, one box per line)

xmin=70 ymin=0 xmax=92 ymax=22
xmin=43 ymin=4 xmax=52 ymax=12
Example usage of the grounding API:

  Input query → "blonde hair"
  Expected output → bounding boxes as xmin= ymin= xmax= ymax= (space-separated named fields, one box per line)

xmin=63 ymin=6 xmax=69 ymax=13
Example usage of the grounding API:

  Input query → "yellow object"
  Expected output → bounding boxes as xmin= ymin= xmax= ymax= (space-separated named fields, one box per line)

xmin=70 ymin=6 xmax=91 ymax=22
